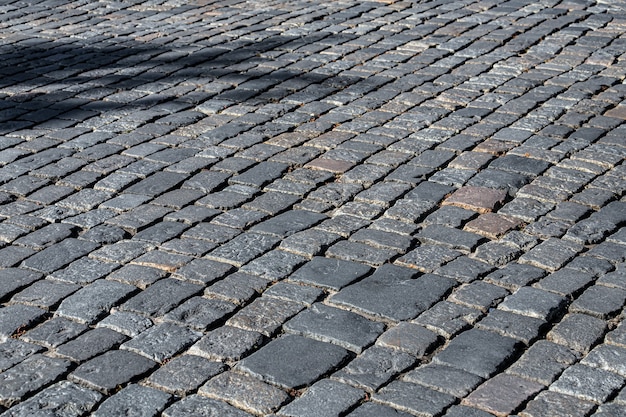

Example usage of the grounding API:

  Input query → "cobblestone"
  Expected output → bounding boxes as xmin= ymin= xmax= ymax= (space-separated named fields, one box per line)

xmin=1 ymin=1 xmax=625 ymax=415
xmin=237 ymin=334 xmax=350 ymax=389
xmin=91 ymin=384 xmax=171 ymax=417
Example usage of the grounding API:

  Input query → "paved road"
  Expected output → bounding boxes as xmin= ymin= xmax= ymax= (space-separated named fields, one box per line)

xmin=0 ymin=0 xmax=625 ymax=415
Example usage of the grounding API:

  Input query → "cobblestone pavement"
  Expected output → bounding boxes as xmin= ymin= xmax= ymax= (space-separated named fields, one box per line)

xmin=0 ymin=0 xmax=625 ymax=415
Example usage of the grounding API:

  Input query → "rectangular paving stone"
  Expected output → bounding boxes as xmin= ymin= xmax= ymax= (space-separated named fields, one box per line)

xmin=0 ymin=268 xmax=42 ymax=301
xmin=331 ymin=264 xmax=456 ymax=322
xmin=162 ymin=395 xmax=254 ymax=417
xmin=507 ymin=340 xmax=580 ymax=386
xmin=91 ymin=384 xmax=172 ymax=417
xmin=21 ymin=238 xmax=99 ymax=274
xmin=442 ymin=186 xmax=508 ymax=213
xmin=418 ymin=224 xmax=485 ymax=252
xmin=120 ymin=323 xmax=201 ymax=363
xmin=21 ymin=317 xmax=88 ymax=348
xmin=163 ymin=297 xmax=237 ymax=331
xmin=189 ymin=326 xmax=266 ymax=362
xmin=547 ymin=313 xmax=607 ymax=354
xmin=206 ymin=232 xmax=280 ymax=267
xmin=289 ymin=256 xmax=372 ymax=291
xmin=477 ymin=309 xmax=547 ymax=345
xmin=519 ymin=391 xmax=596 ymax=417
xmin=57 ymin=279 xmax=137 ymax=324
xmin=227 ymin=297 xmax=303 ymax=337
xmin=335 ymin=345 xmax=417 ymax=391
xmin=0 ymin=354 xmax=71 ymax=407
xmin=432 ymin=329 xmax=522 ymax=378
xmin=550 ymin=364 xmax=624 ymax=403
xmin=498 ymin=286 xmax=567 ymax=320
xmin=404 ymin=363 xmax=484 ymax=398
xmin=107 ymin=264 xmax=167 ymax=289
xmin=252 ymin=210 xmax=327 ymax=237
xmin=146 ymin=355 xmax=225 ymax=396
xmin=569 ymin=284 xmax=626 ymax=319
xmin=106 ymin=204 xmax=172 ymax=234
xmin=0 ymin=304 xmax=46 ymax=342
xmin=374 ymin=381 xmax=457 ymax=417
xmin=0 ymin=339 xmax=44 ymax=372
xmin=13 ymin=223 xmax=76 ymax=250
xmin=284 ymin=303 xmax=385 ymax=353
xmin=199 ymin=371 xmax=289 ymax=415
xmin=326 ymin=240 xmax=398 ymax=267
xmin=484 ymin=262 xmax=546 ymax=290
xmin=69 ymin=350 xmax=157 ymax=395
xmin=0 ymin=381 xmax=102 ymax=417
xmin=395 ymin=245 xmax=462 ymax=273
xmin=131 ymin=250 xmax=192 ymax=272
xmin=237 ymin=334 xmax=350 ymax=389
xmin=88 ymin=241 xmax=153 ymax=264
xmin=278 ymin=379 xmax=364 ymax=417
xmin=11 ymin=279 xmax=80 ymax=309
xmin=462 ymin=374 xmax=544 ymax=417
xmin=56 ymin=327 xmax=128 ymax=363
xmin=120 ymin=278 xmax=203 ymax=318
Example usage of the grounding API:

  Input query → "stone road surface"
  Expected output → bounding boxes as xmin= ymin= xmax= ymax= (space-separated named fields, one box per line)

xmin=0 ymin=0 xmax=625 ymax=416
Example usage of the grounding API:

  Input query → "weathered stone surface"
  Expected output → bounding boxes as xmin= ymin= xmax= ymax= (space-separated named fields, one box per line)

xmin=69 ymin=350 xmax=157 ymax=395
xmin=189 ymin=326 xmax=265 ymax=362
xmin=146 ymin=355 xmax=225 ymax=396
xmin=163 ymin=395 xmax=254 ymax=417
xmin=0 ymin=354 xmax=71 ymax=407
xmin=237 ymin=335 xmax=350 ymax=389
xmin=433 ymin=329 xmax=522 ymax=378
xmin=331 ymin=265 xmax=455 ymax=321
xmin=57 ymin=279 xmax=137 ymax=324
xmin=334 ymin=345 xmax=417 ymax=391
xmin=199 ymin=371 xmax=289 ymax=415
xmin=550 ymin=364 xmax=624 ymax=403
xmin=284 ymin=303 xmax=384 ymax=353
xmin=91 ymin=384 xmax=171 ymax=417
xmin=375 ymin=381 xmax=457 ymax=417
xmin=278 ymin=379 xmax=364 ymax=417
xmin=462 ymin=374 xmax=544 ymax=417
xmin=121 ymin=322 xmax=201 ymax=363
xmin=1 ymin=381 xmax=102 ymax=417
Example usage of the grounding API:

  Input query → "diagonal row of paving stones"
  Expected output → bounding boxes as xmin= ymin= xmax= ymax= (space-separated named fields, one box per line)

xmin=0 ymin=0 xmax=625 ymax=416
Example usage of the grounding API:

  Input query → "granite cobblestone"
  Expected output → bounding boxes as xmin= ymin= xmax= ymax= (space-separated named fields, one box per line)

xmin=0 ymin=1 xmax=625 ymax=415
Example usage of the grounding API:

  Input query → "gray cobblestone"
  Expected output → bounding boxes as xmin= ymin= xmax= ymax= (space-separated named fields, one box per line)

xmin=237 ymin=334 xmax=350 ymax=389
xmin=0 ymin=268 xmax=42 ymax=301
xmin=189 ymin=326 xmax=265 ymax=363
xmin=69 ymin=350 xmax=156 ymax=395
xmin=548 ymin=313 xmax=607 ymax=354
xmin=278 ymin=379 xmax=364 ymax=417
xmin=120 ymin=278 xmax=202 ymax=318
xmin=21 ymin=317 xmax=88 ymax=348
xmin=375 ymin=381 xmax=457 ymax=417
xmin=145 ymin=355 xmax=225 ymax=396
xmin=433 ymin=329 xmax=522 ymax=378
xmin=57 ymin=279 xmax=137 ymax=324
xmin=199 ymin=371 xmax=289 ymax=415
xmin=332 ymin=265 xmax=455 ymax=322
xmin=162 ymin=395 xmax=254 ymax=417
xmin=550 ymin=364 xmax=624 ymax=403
xmin=56 ymin=327 xmax=127 ymax=363
xmin=0 ymin=381 xmax=101 ymax=417
xmin=0 ymin=354 xmax=71 ymax=407
xmin=21 ymin=238 xmax=99 ymax=274
xmin=91 ymin=384 xmax=171 ymax=417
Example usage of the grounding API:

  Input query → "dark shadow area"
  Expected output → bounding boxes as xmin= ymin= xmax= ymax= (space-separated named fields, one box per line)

xmin=0 ymin=29 xmax=365 ymax=131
